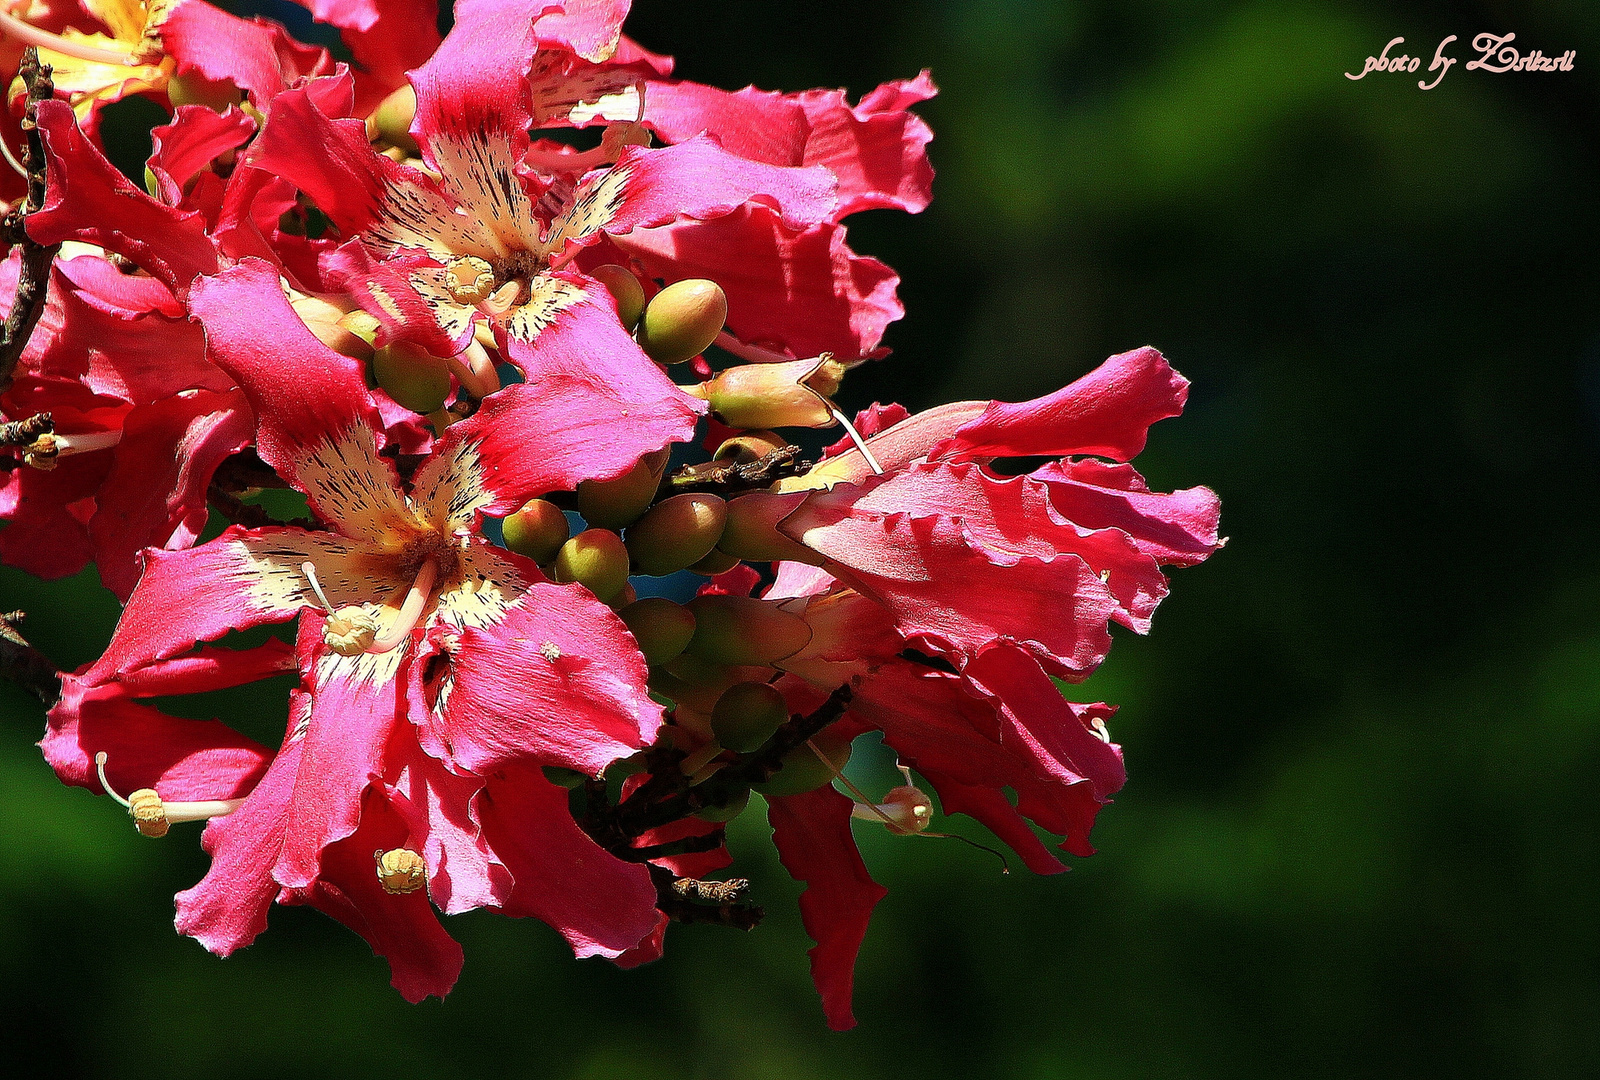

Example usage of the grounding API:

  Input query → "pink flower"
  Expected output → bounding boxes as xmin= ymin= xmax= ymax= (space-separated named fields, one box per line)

xmin=44 ymin=257 xmax=694 ymax=996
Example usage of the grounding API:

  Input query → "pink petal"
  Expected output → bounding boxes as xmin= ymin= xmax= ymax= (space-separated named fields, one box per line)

xmin=56 ymin=253 xmax=183 ymax=318
xmin=768 ymin=784 xmax=888 ymax=1031
xmin=387 ymin=731 xmax=511 ymax=915
xmin=934 ymin=346 xmax=1189 ymax=463
xmin=478 ymin=763 xmax=661 ymax=958
xmin=417 ymin=583 xmax=660 ymax=776
xmin=159 ymin=1 xmax=335 ymax=105
xmin=1035 ymin=458 xmax=1223 ymax=567
xmin=147 ymin=105 xmax=257 ymax=208
xmin=0 ymin=455 xmax=105 ymax=580
xmin=244 ymin=84 xmax=389 ymax=236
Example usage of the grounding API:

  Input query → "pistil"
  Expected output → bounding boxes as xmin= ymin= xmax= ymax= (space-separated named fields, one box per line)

xmin=94 ymin=752 xmax=243 ymax=837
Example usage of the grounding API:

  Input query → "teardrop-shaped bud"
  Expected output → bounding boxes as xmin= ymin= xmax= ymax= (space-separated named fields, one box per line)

xmin=714 ymin=430 xmax=788 ymax=463
xmin=371 ymin=83 xmax=419 ymax=155
xmin=696 ymin=787 xmax=750 ymax=822
xmin=716 ymin=492 xmax=824 ymax=564
xmin=637 ymin=279 xmax=727 ymax=364
xmin=502 ymin=498 xmax=570 ymax=563
xmin=710 ymin=680 xmax=789 ymax=753
xmin=752 ymin=724 xmax=854 ymax=797
xmin=688 ymin=548 xmax=741 ymax=576
xmin=618 ymin=597 xmax=697 ymax=665
xmin=552 ymin=528 xmax=630 ymax=602
xmin=589 ymin=264 xmax=646 ymax=329
xmin=577 ymin=451 xmax=667 ymax=529
xmin=371 ymin=340 xmax=451 ymax=414
xmin=686 ymin=595 xmax=812 ymax=666
xmin=167 ymin=72 xmax=244 ymax=112
xmin=625 ymin=493 xmax=727 ymax=576
xmin=690 ymin=356 xmax=847 ymax=429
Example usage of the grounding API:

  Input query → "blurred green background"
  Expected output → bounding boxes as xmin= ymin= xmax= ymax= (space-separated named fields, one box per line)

xmin=5 ymin=0 xmax=1600 ymax=1075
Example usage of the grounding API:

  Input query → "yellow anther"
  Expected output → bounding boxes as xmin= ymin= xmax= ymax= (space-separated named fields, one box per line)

xmin=21 ymin=433 xmax=58 ymax=470
xmin=323 ymin=606 xmax=379 ymax=656
xmin=445 ymin=256 xmax=496 ymax=305
xmin=127 ymin=789 xmax=170 ymax=837
xmin=374 ymin=848 xmax=427 ymax=894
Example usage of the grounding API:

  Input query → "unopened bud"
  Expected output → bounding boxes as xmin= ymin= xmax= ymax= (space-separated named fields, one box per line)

xmin=552 ymin=529 xmax=630 ymax=602
xmin=577 ymin=451 xmax=668 ymax=529
xmin=502 ymin=499 xmax=570 ymax=564
xmin=167 ymin=72 xmax=244 ymax=112
xmin=637 ymin=279 xmax=727 ymax=364
xmin=589 ymin=264 xmax=646 ymax=329
xmin=714 ymin=430 xmax=788 ymax=463
xmin=127 ymin=789 xmax=169 ymax=837
xmin=752 ymin=725 xmax=854 ymax=797
xmin=859 ymin=785 xmax=936 ymax=834
xmin=688 ymin=548 xmax=741 ymax=576
xmin=625 ymin=493 xmax=727 ymax=576
xmin=685 ymin=595 xmax=812 ymax=666
xmin=710 ymin=680 xmax=788 ymax=753
xmin=374 ymin=848 xmax=427 ymax=894
xmin=696 ymin=787 xmax=750 ymax=822
xmin=371 ymin=341 xmax=451 ymax=414
xmin=691 ymin=356 xmax=847 ymax=429
xmin=617 ymin=597 xmax=697 ymax=665
xmin=371 ymin=83 xmax=419 ymax=155
xmin=717 ymin=492 xmax=822 ymax=564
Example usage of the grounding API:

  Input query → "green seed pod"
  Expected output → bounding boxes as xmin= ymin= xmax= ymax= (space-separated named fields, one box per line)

xmin=617 ymin=598 xmax=697 ymax=665
xmin=752 ymin=724 xmax=854 ymax=797
xmin=541 ymin=766 xmax=588 ymax=789
xmin=686 ymin=595 xmax=812 ymax=666
xmin=552 ymin=529 xmax=630 ymax=602
xmin=589 ymin=264 xmax=646 ymax=329
xmin=167 ymin=72 xmax=244 ymax=112
xmin=637 ymin=279 xmax=727 ymax=364
xmin=502 ymin=499 xmax=570 ymax=563
xmin=577 ymin=451 xmax=667 ymax=529
xmin=372 ymin=83 xmax=419 ymax=155
xmin=714 ymin=430 xmax=788 ymax=463
xmin=716 ymin=492 xmax=823 ymax=564
xmin=371 ymin=340 xmax=451 ymax=414
xmin=710 ymin=681 xmax=789 ymax=753
xmin=625 ymin=493 xmax=728 ymax=576
xmin=696 ymin=787 xmax=750 ymax=822
xmin=692 ymin=356 xmax=847 ymax=429
xmin=688 ymin=548 xmax=741 ymax=576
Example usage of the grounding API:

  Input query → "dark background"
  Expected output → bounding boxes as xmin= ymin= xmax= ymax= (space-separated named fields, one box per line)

xmin=4 ymin=0 xmax=1600 ymax=1075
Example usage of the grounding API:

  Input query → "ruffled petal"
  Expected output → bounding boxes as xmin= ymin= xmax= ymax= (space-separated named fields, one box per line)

xmin=386 ymin=735 xmax=510 ymax=915
xmin=1034 ymin=458 xmax=1223 ymax=567
xmin=768 ymin=784 xmax=887 ymax=1031
xmin=158 ymin=0 xmax=334 ymax=104
xmin=146 ymin=104 xmax=257 ymax=208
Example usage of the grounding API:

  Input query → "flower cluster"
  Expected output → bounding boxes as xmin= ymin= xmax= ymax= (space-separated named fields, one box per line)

xmin=0 ymin=0 xmax=1219 ymax=1027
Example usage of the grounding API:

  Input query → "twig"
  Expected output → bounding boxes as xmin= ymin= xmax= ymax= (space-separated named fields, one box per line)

xmin=206 ymin=482 xmax=323 ymax=531
xmin=0 ymin=610 xmax=61 ymax=707
xmin=0 ymin=49 xmax=60 ymax=395
xmin=649 ymin=865 xmax=764 ymax=930
xmin=670 ymin=876 xmax=749 ymax=904
xmin=660 ymin=445 xmax=810 ymax=499
xmin=0 ymin=411 xmax=51 ymax=447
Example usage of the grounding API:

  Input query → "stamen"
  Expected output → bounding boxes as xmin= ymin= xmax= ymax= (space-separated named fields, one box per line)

xmin=93 ymin=752 xmax=244 ymax=837
xmin=714 ymin=331 xmax=792 ymax=365
xmin=444 ymin=256 xmax=495 ymax=305
xmin=374 ymin=848 xmax=427 ymax=894
xmin=480 ymin=279 xmax=523 ymax=318
xmin=366 ymin=558 xmax=440 ymax=654
xmin=444 ymin=340 xmax=501 ymax=400
xmin=828 ymin=407 xmax=885 ymax=475
xmin=22 ymin=430 xmax=122 ymax=470
xmin=301 ymin=561 xmax=336 ymax=613
xmin=0 ymin=10 xmax=144 ymax=66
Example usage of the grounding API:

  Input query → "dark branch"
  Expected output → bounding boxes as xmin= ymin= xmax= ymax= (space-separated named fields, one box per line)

xmin=0 ymin=50 xmax=59 ymax=396
xmin=210 ymin=449 xmax=291 ymax=493
xmin=0 ymin=411 xmax=51 ymax=447
xmin=613 ymin=829 xmax=728 ymax=864
xmin=0 ymin=611 xmax=61 ymax=708
xmin=206 ymin=482 xmax=323 ymax=532
xmin=660 ymin=445 xmax=810 ymax=499
xmin=649 ymin=865 xmax=764 ymax=930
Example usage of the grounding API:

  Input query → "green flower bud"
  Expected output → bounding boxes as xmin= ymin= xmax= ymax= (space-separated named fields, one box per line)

xmin=371 ymin=84 xmax=419 ymax=155
xmin=696 ymin=787 xmax=750 ymax=822
xmin=577 ymin=451 xmax=667 ymax=529
xmin=541 ymin=766 xmax=588 ymax=789
xmin=167 ymin=72 xmax=244 ymax=112
xmin=501 ymin=499 xmax=570 ymax=563
xmin=589 ymin=264 xmax=646 ymax=329
xmin=710 ymin=681 xmax=789 ymax=753
xmin=717 ymin=492 xmax=823 ymax=564
xmin=625 ymin=493 xmax=727 ymax=576
xmin=637 ymin=279 xmax=727 ymax=364
xmin=690 ymin=356 xmax=847 ymax=429
xmin=371 ymin=340 xmax=451 ymax=414
xmin=714 ymin=430 xmax=788 ymax=463
xmin=552 ymin=528 xmax=630 ymax=602
xmin=752 ymin=724 xmax=853 ymax=797
xmin=617 ymin=597 xmax=697 ymax=665
xmin=688 ymin=548 xmax=741 ymax=576
xmin=686 ymin=595 xmax=812 ymax=666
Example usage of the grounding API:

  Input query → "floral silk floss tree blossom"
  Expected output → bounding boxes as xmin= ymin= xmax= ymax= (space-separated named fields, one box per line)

xmin=0 ymin=0 xmax=1222 ymax=1031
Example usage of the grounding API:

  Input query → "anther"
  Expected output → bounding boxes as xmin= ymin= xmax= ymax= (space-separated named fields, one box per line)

xmin=94 ymin=752 xmax=244 ymax=838
xmin=374 ymin=848 xmax=427 ymax=894
xmin=444 ymin=256 xmax=496 ymax=305
xmin=22 ymin=430 xmax=122 ymax=470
